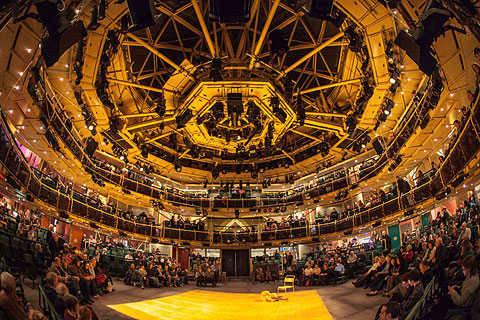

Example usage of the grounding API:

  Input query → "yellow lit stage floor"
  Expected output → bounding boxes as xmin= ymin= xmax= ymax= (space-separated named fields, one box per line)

xmin=108 ymin=289 xmax=333 ymax=320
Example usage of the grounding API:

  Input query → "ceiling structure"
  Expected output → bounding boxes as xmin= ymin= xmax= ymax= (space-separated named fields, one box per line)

xmin=0 ymin=0 xmax=478 ymax=220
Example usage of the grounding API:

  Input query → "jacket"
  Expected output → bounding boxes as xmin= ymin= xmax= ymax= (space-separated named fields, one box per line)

xmin=451 ymin=275 xmax=479 ymax=307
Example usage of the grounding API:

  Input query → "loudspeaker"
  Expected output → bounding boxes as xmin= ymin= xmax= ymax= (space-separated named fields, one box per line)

xmin=420 ymin=114 xmax=430 ymax=129
xmin=202 ymin=243 xmax=210 ymax=247
xmin=42 ymin=21 xmax=87 ymax=67
xmin=119 ymin=231 xmax=127 ymax=237
xmin=150 ymin=238 xmax=159 ymax=244
xmin=372 ymin=138 xmax=385 ymax=156
xmin=182 ymin=242 xmax=190 ymax=246
xmin=304 ymin=0 xmax=335 ymax=21
xmin=313 ymin=199 xmax=319 ymax=203
xmin=126 ymin=0 xmax=155 ymax=32
xmin=85 ymin=137 xmax=98 ymax=157
xmin=264 ymin=242 xmax=272 ymax=247
xmin=394 ymin=30 xmax=437 ymax=76
xmin=209 ymin=0 xmax=251 ymax=24
xmin=372 ymin=221 xmax=382 ymax=228
xmin=344 ymin=229 xmax=353 ymax=235
xmin=311 ymin=237 xmax=320 ymax=243
xmin=89 ymin=222 xmax=99 ymax=229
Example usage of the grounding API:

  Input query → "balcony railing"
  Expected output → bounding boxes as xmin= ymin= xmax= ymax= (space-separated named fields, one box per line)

xmin=1 ymin=88 xmax=479 ymax=244
xmin=23 ymin=68 xmax=440 ymax=209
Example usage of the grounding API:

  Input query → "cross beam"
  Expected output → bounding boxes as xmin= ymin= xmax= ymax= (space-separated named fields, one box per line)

xmin=248 ymin=0 xmax=282 ymax=70
xmin=275 ymin=32 xmax=344 ymax=81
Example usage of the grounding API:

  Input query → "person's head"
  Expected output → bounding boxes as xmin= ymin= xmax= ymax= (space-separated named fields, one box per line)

xmin=406 ymin=270 xmax=421 ymax=286
xmin=427 ymin=241 xmax=434 ymax=249
xmin=53 ymin=257 xmax=61 ymax=267
xmin=434 ymin=238 xmax=442 ymax=248
xmin=406 ymin=245 xmax=412 ymax=252
xmin=49 ymin=224 xmax=54 ymax=232
xmin=35 ymin=243 xmax=42 ymax=252
xmin=0 ymin=272 xmax=16 ymax=294
xmin=461 ymin=239 xmax=473 ymax=255
xmin=64 ymin=294 xmax=79 ymax=313
xmin=56 ymin=283 xmax=69 ymax=297
xmin=467 ymin=90 xmax=475 ymax=102
xmin=45 ymin=272 xmax=58 ymax=288
xmin=79 ymin=306 xmax=92 ymax=320
xmin=461 ymin=222 xmax=467 ymax=231
xmin=461 ymin=255 xmax=478 ymax=278
xmin=130 ymin=263 xmax=135 ymax=269
xmin=379 ymin=301 xmax=400 ymax=320
xmin=474 ymin=47 xmax=480 ymax=59
xmin=419 ymin=260 xmax=430 ymax=273
xmin=472 ymin=63 xmax=480 ymax=74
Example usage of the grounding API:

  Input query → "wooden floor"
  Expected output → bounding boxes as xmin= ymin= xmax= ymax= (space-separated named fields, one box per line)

xmin=24 ymin=278 xmax=386 ymax=320
xmin=108 ymin=289 xmax=333 ymax=320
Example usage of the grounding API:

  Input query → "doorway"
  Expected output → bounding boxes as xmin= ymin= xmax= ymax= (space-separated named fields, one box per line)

xmin=221 ymin=249 xmax=249 ymax=277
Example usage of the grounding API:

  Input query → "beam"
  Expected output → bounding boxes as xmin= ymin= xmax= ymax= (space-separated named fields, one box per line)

xmin=305 ymin=112 xmax=348 ymax=118
xmin=127 ymin=33 xmax=191 ymax=77
xmin=281 ymin=149 xmax=296 ymax=163
xmin=119 ymin=113 xmax=158 ymax=119
xmin=107 ymin=78 xmax=171 ymax=94
xmin=248 ymin=0 xmax=282 ymax=70
xmin=294 ymin=78 xmax=362 ymax=95
xmin=191 ymin=0 xmax=216 ymax=58
xmin=178 ymin=149 xmax=191 ymax=159
xmin=126 ymin=117 xmax=176 ymax=131
xmin=145 ymin=131 xmax=172 ymax=144
xmin=156 ymin=5 xmax=202 ymax=36
xmin=290 ymin=129 xmax=322 ymax=142
xmin=275 ymin=31 xmax=344 ymax=81
xmin=301 ymin=118 xmax=345 ymax=135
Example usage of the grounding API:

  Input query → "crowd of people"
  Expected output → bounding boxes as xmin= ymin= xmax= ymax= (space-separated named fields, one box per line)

xmin=124 ymin=256 xmax=188 ymax=289
xmin=353 ymin=192 xmax=480 ymax=320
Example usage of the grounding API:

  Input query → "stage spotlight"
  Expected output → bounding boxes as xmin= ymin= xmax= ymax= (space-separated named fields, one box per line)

xmin=296 ymin=94 xmax=306 ymax=125
xmin=227 ymin=93 xmax=243 ymax=127
xmin=154 ymin=95 xmax=166 ymax=117
xmin=174 ymin=160 xmax=182 ymax=172
xmin=344 ymin=26 xmax=363 ymax=52
xmin=271 ymin=97 xmax=286 ymax=123
xmin=212 ymin=101 xmax=225 ymax=120
xmin=176 ymin=109 xmax=193 ymax=129
xmin=210 ymin=58 xmax=223 ymax=82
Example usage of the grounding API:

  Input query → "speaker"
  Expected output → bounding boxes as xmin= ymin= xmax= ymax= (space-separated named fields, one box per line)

xmin=344 ymin=229 xmax=353 ymax=235
xmin=304 ymin=0 xmax=335 ymax=21
xmin=313 ymin=199 xmax=319 ymax=203
xmin=119 ymin=231 xmax=127 ymax=237
xmin=85 ymin=137 xmax=98 ymax=157
xmin=42 ymin=21 xmax=87 ymax=67
xmin=209 ymin=0 xmax=251 ymax=24
xmin=372 ymin=138 xmax=385 ymax=156
xmin=89 ymin=222 xmax=99 ymax=229
xmin=202 ymin=243 xmax=210 ymax=247
xmin=394 ymin=30 xmax=437 ymax=76
xmin=372 ymin=221 xmax=382 ymax=228
xmin=311 ymin=237 xmax=320 ymax=243
xmin=126 ymin=0 xmax=155 ymax=32
xmin=150 ymin=238 xmax=159 ymax=244
xmin=420 ymin=114 xmax=430 ymax=130
xmin=264 ymin=242 xmax=272 ymax=247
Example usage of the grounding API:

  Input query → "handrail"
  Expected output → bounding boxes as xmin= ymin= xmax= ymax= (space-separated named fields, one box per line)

xmin=2 ymin=89 xmax=479 ymax=244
